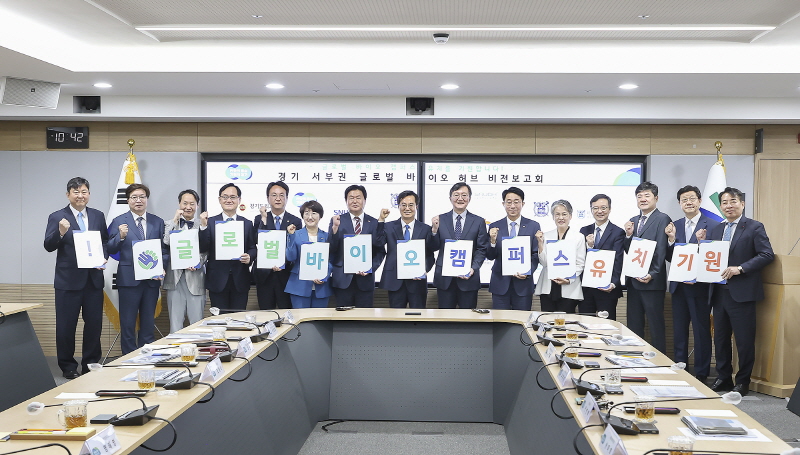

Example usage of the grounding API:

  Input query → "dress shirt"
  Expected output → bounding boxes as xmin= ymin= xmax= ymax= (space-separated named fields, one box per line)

xmin=591 ymin=220 xmax=609 ymax=246
xmin=723 ymin=215 xmax=743 ymax=246
xmin=131 ymin=211 xmax=147 ymax=237
xmin=68 ymin=206 xmax=89 ymax=232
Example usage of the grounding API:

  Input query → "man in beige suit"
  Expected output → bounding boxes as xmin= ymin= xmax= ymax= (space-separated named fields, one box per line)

xmin=163 ymin=189 xmax=207 ymax=333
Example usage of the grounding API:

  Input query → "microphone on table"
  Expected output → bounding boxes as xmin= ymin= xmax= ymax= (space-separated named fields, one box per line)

xmin=529 ymin=310 xmax=609 ymax=331
xmin=209 ymin=307 xmax=282 ymax=328
xmin=88 ymin=360 xmax=215 ymax=402
xmin=196 ymin=340 xmax=253 ymax=382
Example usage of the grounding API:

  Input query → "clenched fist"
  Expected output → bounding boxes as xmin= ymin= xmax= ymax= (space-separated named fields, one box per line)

xmin=119 ymin=224 xmax=129 ymax=240
xmin=58 ymin=218 xmax=71 ymax=236
xmin=431 ymin=215 xmax=440 ymax=234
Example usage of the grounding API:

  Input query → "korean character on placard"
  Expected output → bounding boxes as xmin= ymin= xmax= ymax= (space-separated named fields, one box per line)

xmin=338 ymin=172 xmax=346 ymax=181
xmin=458 ymin=174 xmax=466 ymax=182
xmin=350 ymin=245 xmax=367 ymax=262
xmin=177 ymin=239 xmax=193 ymax=260
xmin=428 ymin=174 xmax=437 ymax=182
xmin=631 ymin=248 xmax=648 ymax=267
xmin=449 ymin=249 xmax=467 ymax=267
xmin=535 ymin=174 xmax=544 ymax=183
xmin=704 ymin=250 xmax=722 ymax=272
xmin=325 ymin=173 xmax=333 ymax=181
xmin=278 ymin=172 xmax=286 ymax=181
xmin=404 ymin=249 xmax=420 ymax=266
xmin=360 ymin=172 xmax=368 ymax=182
xmin=440 ymin=174 xmax=448 ymax=182
xmin=524 ymin=175 xmax=532 ymax=183
xmin=553 ymin=250 xmax=569 ymax=266
xmin=263 ymin=240 xmax=280 ymax=260
xmin=291 ymin=172 xmax=299 ymax=180
xmin=306 ymin=252 xmax=325 ymax=270
xmin=678 ymin=253 xmax=694 ymax=270
xmin=385 ymin=173 xmax=394 ymax=182
xmin=470 ymin=174 xmax=478 ymax=182
xmin=312 ymin=173 xmax=320 ymax=181
xmin=373 ymin=173 xmax=380 ymax=181
xmin=488 ymin=174 xmax=496 ymax=182
xmin=407 ymin=172 xmax=415 ymax=181
xmin=500 ymin=174 xmax=508 ymax=183
xmin=589 ymin=259 xmax=607 ymax=278
xmin=507 ymin=247 xmax=525 ymax=264
xmin=222 ymin=231 xmax=238 ymax=248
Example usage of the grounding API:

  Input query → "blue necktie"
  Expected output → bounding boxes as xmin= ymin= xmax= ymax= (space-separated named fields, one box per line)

xmin=274 ymin=216 xmax=281 ymax=229
xmin=455 ymin=215 xmax=463 ymax=240
xmin=723 ymin=222 xmax=735 ymax=241
xmin=404 ymin=224 xmax=411 ymax=241
xmin=77 ymin=212 xmax=86 ymax=231
xmin=226 ymin=217 xmax=234 ymax=222
xmin=637 ymin=215 xmax=647 ymax=236
xmin=685 ymin=220 xmax=694 ymax=243
xmin=595 ymin=226 xmax=601 ymax=246
xmin=510 ymin=221 xmax=517 ymax=238
xmin=136 ymin=217 xmax=145 ymax=239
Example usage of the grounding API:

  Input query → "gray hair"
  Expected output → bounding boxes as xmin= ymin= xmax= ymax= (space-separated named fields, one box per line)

xmin=551 ymin=199 xmax=573 ymax=215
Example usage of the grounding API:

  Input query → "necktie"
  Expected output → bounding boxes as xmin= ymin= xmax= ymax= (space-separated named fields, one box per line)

xmin=594 ymin=226 xmax=601 ymax=246
xmin=455 ymin=215 xmax=463 ymax=240
xmin=226 ymin=217 xmax=234 ymax=222
xmin=685 ymin=221 xmax=694 ymax=243
xmin=77 ymin=212 xmax=86 ymax=231
xmin=510 ymin=221 xmax=517 ymax=238
xmin=637 ymin=215 xmax=647 ymax=236
xmin=723 ymin=222 xmax=735 ymax=241
xmin=353 ymin=217 xmax=362 ymax=235
xmin=404 ymin=224 xmax=411 ymax=241
xmin=274 ymin=216 xmax=281 ymax=229
xmin=136 ymin=216 xmax=145 ymax=239
xmin=179 ymin=218 xmax=194 ymax=229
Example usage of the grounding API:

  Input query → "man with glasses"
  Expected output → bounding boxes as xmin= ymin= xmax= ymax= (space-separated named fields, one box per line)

xmin=253 ymin=181 xmax=302 ymax=310
xmin=579 ymin=194 xmax=625 ymax=320
xmin=431 ymin=182 xmax=489 ymax=309
xmin=486 ymin=187 xmax=540 ymax=310
xmin=664 ymin=185 xmax=714 ymax=383
xmin=199 ymin=183 xmax=257 ymax=311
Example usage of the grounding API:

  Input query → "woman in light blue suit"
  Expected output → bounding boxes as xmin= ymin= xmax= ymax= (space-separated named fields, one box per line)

xmin=285 ymin=200 xmax=333 ymax=308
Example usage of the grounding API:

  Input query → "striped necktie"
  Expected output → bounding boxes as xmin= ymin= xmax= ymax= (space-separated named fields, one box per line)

xmin=354 ymin=217 xmax=361 ymax=235
xmin=455 ymin=215 xmax=463 ymax=240
xmin=723 ymin=222 xmax=735 ymax=241
xmin=136 ymin=216 xmax=145 ymax=239
xmin=637 ymin=215 xmax=647 ymax=236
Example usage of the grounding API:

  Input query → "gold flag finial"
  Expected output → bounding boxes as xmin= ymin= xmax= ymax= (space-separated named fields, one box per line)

xmin=124 ymin=139 xmax=138 ymax=184
xmin=127 ymin=138 xmax=135 ymax=150
xmin=714 ymin=141 xmax=726 ymax=171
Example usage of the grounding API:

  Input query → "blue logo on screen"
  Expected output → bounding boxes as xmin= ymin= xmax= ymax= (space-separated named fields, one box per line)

xmin=292 ymin=192 xmax=316 ymax=207
xmin=225 ymin=164 xmax=253 ymax=180
xmin=532 ymin=201 xmax=549 ymax=217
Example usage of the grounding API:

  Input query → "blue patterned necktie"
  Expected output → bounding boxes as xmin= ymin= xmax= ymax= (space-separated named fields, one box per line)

xmin=637 ymin=215 xmax=647 ymax=236
xmin=77 ymin=212 xmax=86 ymax=231
xmin=136 ymin=216 xmax=145 ymax=239
xmin=404 ymin=224 xmax=411 ymax=241
xmin=455 ymin=215 xmax=463 ymax=240
xmin=274 ymin=216 xmax=281 ymax=229
xmin=510 ymin=221 xmax=517 ymax=238
xmin=723 ymin=222 xmax=735 ymax=241
xmin=595 ymin=226 xmax=601 ymax=246
xmin=226 ymin=217 xmax=234 ymax=221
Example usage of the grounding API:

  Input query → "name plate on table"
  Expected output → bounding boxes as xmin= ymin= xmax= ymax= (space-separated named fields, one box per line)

xmin=80 ymin=425 xmax=120 ymax=455
xmin=201 ymin=357 xmax=224 ymax=382
xmin=580 ymin=392 xmax=602 ymax=425
xmin=599 ymin=425 xmax=628 ymax=455
xmin=237 ymin=336 xmax=254 ymax=357
xmin=544 ymin=343 xmax=557 ymax=363
xmin=557 ymin=362 xmax=573 ymax=388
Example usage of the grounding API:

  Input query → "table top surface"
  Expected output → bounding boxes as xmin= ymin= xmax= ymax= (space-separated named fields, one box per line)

xmin=0 ymin=302 xmax=44 ymax=316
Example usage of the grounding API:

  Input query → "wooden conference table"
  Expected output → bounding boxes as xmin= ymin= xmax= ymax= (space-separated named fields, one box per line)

xmin=0 ymin=308 xmax=792 ymax=455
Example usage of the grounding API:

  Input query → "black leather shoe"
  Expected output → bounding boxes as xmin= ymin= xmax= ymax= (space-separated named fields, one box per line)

xmin=63 ymin=370 xmax=80 ymax=380
xmin=732 ymin=383 xmax=750 ymax=397
xmin=696 ymin=375 xmax=708 ymax=385
xmin=710 ymin=378 xmax=734 ymax=392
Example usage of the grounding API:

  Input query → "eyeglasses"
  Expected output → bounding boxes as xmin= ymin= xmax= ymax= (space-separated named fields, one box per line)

xmin=504 ymin=200 xmax=522 ymax=206
xmin=451 ymin=194 xmax=470 ymax=200
xmin=679 ymin=197 xmax=699 ymax=204
xmin=591 ymin=206 xmax=609 ymax=211
xmin=219 ymin=195 xmax=239 ymax=201
xmin=399 ymin=204 xmax=416 ymax=209
xmin=269 ymin=193 xmax=286 ymax=199
xmin=129 ymin=195 xmax=147 ymax=201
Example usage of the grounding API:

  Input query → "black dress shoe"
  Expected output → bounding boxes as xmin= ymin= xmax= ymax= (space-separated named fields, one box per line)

xmin=710 ymin=378 xmax=734 ymax=392
xmin=732 ymin=383 xmax=750 ymax=397
xmin=63 ymin=370 xmax=80 ymax=380
xmin=696 ymin=375 xmax=708 ymax=385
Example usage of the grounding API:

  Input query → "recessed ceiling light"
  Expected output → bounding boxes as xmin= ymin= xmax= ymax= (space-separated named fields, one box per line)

xmin=93 ymin=82 xmax=112 ymax=88
xmin=638 ymin=15 xmax=650 ymax=19
xmin=252 ymin=15 xmax=263 ymax=18
xmin=441 ymin=84 xmax=459 ymax=90
xmin=265 ymin=83 xmax=284 ymax=89
xmin=619 ymin=83 xmax=639 ymax=90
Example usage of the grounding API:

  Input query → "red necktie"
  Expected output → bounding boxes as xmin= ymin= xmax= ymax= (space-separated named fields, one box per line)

xmin=354 ymin=217 xmax=361 ymax=235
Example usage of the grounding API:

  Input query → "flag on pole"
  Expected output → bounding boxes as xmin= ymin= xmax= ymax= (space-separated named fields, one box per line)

xmin=699 ymin=145 xmax=727 ymax=223
xmin=102 ymin=150 xmax=163 ymax=331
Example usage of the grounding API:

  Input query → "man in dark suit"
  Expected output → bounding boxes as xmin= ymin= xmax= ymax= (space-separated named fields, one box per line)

xmin=253 ymin=181 xmax=302 ymax=310
xmin=107 ymin=184 xmax=168 ymax=355
xmin=705 ymin=187 xmax=774 ymax=396
xmin=665 ymin=185 xmax=715 ymax=382
xmin=44 ymin=177 xmax=108 ymax=378
xmin=376 ymin=190 xmax=436 ymax=308
xmin=199 ymin=183 xmax=257 ymax=311
xmin=623 ymin=181 xmax=672 ymax=353
xmin=328 ymin=185 xmax=386 ymax=307
xmin=431 ymin=182 xmax=489 ymax=309
xmin=579 ymin=193 xmax=625 ymax=320
xmin=486 ymin=187 xmax=540 ymax=311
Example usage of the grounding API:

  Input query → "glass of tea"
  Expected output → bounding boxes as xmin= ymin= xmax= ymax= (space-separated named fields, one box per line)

xmin=634 ymin=395 xmax=656 ymax=423
xmin=57 ymin=400 xmax=88 ymax=429
xmin=137 ymin=369 xmax=156 ymax=390
xmin=181 ymin=343 xmax=197 ymax=362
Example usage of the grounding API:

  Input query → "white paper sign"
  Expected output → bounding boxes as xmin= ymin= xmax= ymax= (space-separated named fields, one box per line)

xmin=283 ymin=310 xmax=295 ymax=324
xmin=580 ymin=392 xmax=603 ymax=425
xmin=502 ymin=236 xmax=532 ymax=275
xmin=80 ymin=425 xmax=121 ymax=455
xmin=668 ymin=243 xmax=698 ymax=283
xmin=214 ymin=219 xmax=244 ymax=260
xmin=582 ymin=249 xmax=616 ymax=288
xmin=546 ymin=239 xmax=577 ymax=279
xmin=237 ymin=336 xmax=254 ymax=357
xmin=599 ymin=424 xmax=628 ymax=455
xmin=557 ymin=362 xmax=573 ymax=388
xmin=622 ymin=237 xmax=656 ymax=278
xmin=396 ymin=239 xmax=427 ymax=279
xmin=299 ymin=242 xmax=330 ymax=281
xmin=200 ymin=357 xmax=225 ymax=382
xmin=697 ymin=240 xmax=730 ymax=284
xmin=343 ymin=234 xmax=372 ymax=273
xmin=537 ymin=324 xmax=546 ymax=339
xmin=442 ymin=239 xmax=473 ymax=277
xmin=74 ymin=230 xmax=105 ymax=268
xmin=169 ymin=229 xmax=200 ymax=270
xmin=544 ymin=343 xmax=557 ymax=363
xmin=265 ymin=321 xmax=278 ymax=339
xmin=257 ymin=230 xmax=286 ymax=269
xmin=132 ymin=239 xmax=165 ymax=280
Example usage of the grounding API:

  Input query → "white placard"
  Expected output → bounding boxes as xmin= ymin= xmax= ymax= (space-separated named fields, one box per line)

xmin=200 ymin=357 xmax=225 ymax=382
xmin=580 ymin=392 xmax=603 ymax=425
xmin=544 ymin=343 xmax=557 ymax=363
xmin=283 ymin=310 xmax=295 ymax=324
xmin=442 ymin=239 xmax=473 ymax=277
xmin=582 ymin=249 xmax=616 ymax=288
xmin=237 ymin=336 xmax=254 ymax=357
xmin=622 ymin=237 xmax=656 ymax=278
xmin=343 ymin=234 xmax=373 ymax=274
xmin=396 ymin=239 xmax=427 ymax=279
xmin=214 ymin=219 xmax=244 ymax=260
xmin=265 ymin=321 xmax=278 ymax=339
xmin=131 ymin=239 xmax=165 ymax=280
xmin=501 ymin=235 xmax=532 ymax=276
xmin=546 ymin=239 xmax=577 ymax=279
xmin=697 ymin=240 xmax=730 ymax=284
xmin=557 ymin=362 xmax=573 ymax=388
xmin=537 ymin=324 xmax=546 ymax=339
xmin=80 ymin=425 xmax=121 ymax=455
xmin=74 ymin=230 xmax=105 ymax=268
xmin=668 ymin=243 xmax=699 ymax=283
xmin=299 ymin=242 xmax=330 ymax=281
xmin=599 ymin=424 xmax=628 ymax=455
xmin=169 ymin=229 xmax=201 ymax=270
xmin=257 ymin=230 xmax=286 ymax=269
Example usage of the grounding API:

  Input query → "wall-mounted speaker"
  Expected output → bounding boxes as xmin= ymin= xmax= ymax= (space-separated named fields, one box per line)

xmin=755 ymin=128 xmax=763 ymax=154
xmin=0 ymin=77 xmax=60 ymax=109
xmin=406 ymin=97 xmax=434 ymax=116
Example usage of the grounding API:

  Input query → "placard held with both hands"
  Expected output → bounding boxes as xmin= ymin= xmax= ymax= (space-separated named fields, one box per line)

xmin=622 ymin=237 xmax=656 ymax=278
xmin=169 ymin=229 xmax=200 ymax=270
xmin=396 ymin=239 xmax=427 ymax=279
xmin=257 ymin=230 xmax=286 ymax=269
xmin=343 ymin=234 xmax=372 ymax=274
xmin=73 ymin=230 xmax=105 ymax=268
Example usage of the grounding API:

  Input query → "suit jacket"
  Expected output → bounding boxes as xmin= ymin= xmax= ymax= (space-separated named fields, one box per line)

xmin=107 ymin=211 xmax=168 ymax=288
xmin=162 ymin=218 xmax=207 ymax=295
xmin=44 ymin=206 xmax=109 ymax=291
xmin=328 ymin=212 xmax=386 ymax=291
xmin=431 ymin=210 xmax=489 ymax=291
xmin=486 ymin=217 xmax=540 ymax=296
xmin=377 ymin=219 xmax=436 ymax=292
xmin=579 ymin=222 xmax=625 ymax=298
xmin=198 ymin=214 xmax=257 ymax=293
xmin=708 ymin=216 xmax=774 ymax=302
xmin=535 ymin=228 xmax=586 ymax=300
xmin=252 ymin=211 xmax=303 ymax=283
xmin=623 ymin=209 xmax=672 ymax=291
xmin=284 ymin=228 xmax=333 ymax=298
xmin=666 ymin=214 xmax=714 ymax=294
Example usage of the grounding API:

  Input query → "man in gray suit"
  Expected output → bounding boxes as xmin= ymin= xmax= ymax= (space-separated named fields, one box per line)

xmin=623 ymin=181 xmax=672 ymax=353
xmin=163 ymin=189 xmax=207 ymax=333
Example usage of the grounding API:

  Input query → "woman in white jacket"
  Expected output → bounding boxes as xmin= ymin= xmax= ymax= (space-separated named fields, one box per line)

xmin=535 ymin=199 xmax=586 ymax=313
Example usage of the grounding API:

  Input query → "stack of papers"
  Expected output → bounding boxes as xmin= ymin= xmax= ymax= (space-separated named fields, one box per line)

xmin=630 ymin=385 xmax=706 ymax=398
xmin=681 ymin=416 xmax=748 ymax=435
xmin=602 ymin=336 xmax=645 ymax=346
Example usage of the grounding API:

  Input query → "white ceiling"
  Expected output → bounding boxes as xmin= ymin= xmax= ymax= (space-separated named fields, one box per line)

xmin=2 ymin=0 xmax=800 ymax=122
